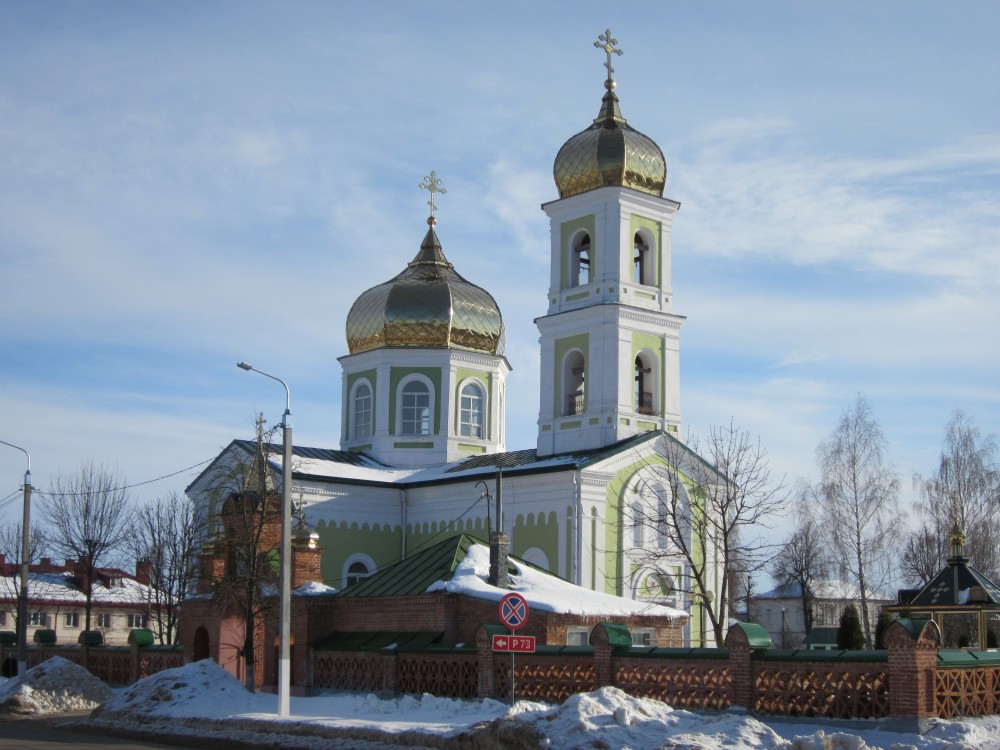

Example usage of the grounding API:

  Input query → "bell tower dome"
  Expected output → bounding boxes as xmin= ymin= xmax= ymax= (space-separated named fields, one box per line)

xmin=340 ymin=172 xmax=510 ymax=467
xmin=536 ymin=31 xmax=685 ymax=457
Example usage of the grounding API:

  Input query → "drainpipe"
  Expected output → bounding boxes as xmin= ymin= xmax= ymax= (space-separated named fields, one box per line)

xmin=400 ymin=489 xmax=408 ymax=560
xmin=572 ymin=470 xmax=582 ymax=586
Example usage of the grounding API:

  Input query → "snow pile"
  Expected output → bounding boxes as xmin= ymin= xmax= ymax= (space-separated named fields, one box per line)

xmin=509 ymin=687 xmax=791 ymax=750
xmin=93 ymin=658 xmax=265 ymax=721
xmin=0 ymin=656 xmax=111 ymax=715
xmin=64 ymin=659 xmax=1000 ymax=749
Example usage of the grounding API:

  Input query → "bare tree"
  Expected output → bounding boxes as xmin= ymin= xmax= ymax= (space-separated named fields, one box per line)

xmin=904 ymin=411 xmax=1000 ymax=583
xmin=814 ymin=395 xmax=902 ymax=648
xmin=39 ymin=462 xmax=132 ymax=631
xmin=0 ymin=522 xmax=47 ymax=631
xmin=631 ymin=424 xmax=788 ymax=647
xmin=127 ymin=492 xmax=203 ymax=644
xmin=206 ymin=417 xmax=283 ymax=692
xmin=769 ymin=501 xmax=831 ymax=637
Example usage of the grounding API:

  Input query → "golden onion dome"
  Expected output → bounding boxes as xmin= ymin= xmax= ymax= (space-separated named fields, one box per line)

xmin=345 ymin=218 xmax=506 ymax=356
xmin=554 ymin=82 xmax=666 ymax=199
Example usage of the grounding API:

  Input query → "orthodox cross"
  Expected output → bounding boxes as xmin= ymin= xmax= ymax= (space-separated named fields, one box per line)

xmin=928 ymin=580 xmax=950 ymax=604
xmin=419 ymin=170 xmax=447 ymax=218
xmin=594 ymin=29 xmax=623 ymax=84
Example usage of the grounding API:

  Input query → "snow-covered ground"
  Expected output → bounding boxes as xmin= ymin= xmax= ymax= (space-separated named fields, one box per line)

xmin=3 ymin=657 xmax=997 ymax=750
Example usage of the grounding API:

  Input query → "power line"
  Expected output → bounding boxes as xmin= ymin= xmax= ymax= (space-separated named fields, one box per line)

xmin=34 ymin=457 xmax=216 ymax=498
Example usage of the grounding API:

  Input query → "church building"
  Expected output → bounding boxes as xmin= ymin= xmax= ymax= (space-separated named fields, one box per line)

xmin=187 ymin=31 xmax=724 ymax=647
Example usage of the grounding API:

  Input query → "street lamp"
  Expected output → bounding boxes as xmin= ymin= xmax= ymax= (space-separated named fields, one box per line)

xmin=0 ymin=440 xmax=31 ymax=680
xmin=236 ymin=362 xmax=292 ymax=718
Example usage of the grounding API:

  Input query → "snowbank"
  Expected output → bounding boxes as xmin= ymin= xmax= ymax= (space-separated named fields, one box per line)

xmin=0 ymin=656 xmax=111 ymax=715
xmin=44 ymin=658 xmax=1000 ymax=749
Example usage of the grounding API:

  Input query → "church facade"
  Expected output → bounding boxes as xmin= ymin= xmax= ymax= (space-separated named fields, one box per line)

xmin=187 ymin=32 xmax=724 ymax=646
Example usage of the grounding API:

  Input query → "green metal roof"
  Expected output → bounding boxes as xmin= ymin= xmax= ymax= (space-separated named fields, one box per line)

xmin=315 ymin=630 xmax=444 ymax=652
xmin=905 ymin=556 xmax=1000 ymax=609
xmin=338 ymin=534 xmax=493 ymax=598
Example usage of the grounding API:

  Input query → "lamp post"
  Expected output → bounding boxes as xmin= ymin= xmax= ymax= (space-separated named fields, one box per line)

xmin=0 ymin=440 xmax=31 ymax=680
xmin=236 ymin=362 xmax=292 ymax=718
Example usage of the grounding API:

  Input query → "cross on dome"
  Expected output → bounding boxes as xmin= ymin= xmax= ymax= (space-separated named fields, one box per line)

xmin=419 ymin=170 xmax=447 ymax=221
xmin=594 ymin=28 xmax=623 ymax=87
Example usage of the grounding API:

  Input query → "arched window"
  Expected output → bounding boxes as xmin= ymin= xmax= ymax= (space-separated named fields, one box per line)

xmin=572 ymin=233 xmax=591 ymax=287
xmin=631 ymin=499 xmax=644 ymax=547
xmin=563 ymin=350 xmax=586 ymax=416
xmin=633 ymin=232 xmax=650 ymax=285
xmin=459 ymin=382 xmax=484 ymax=438
xmin=346 ymin=561 xmax=370 ymax=586
xmin=401 ymin=380 xmax=431 ymax=435
xmin=634 ymin=354 xmax=653 ymax=414
xmin=520 ymin=547 xmax=551 ymax=571
xmin=342 ymin=553 xmax=377 ymax=587
xmin=352 ymin=382 xmax=372 ymax=439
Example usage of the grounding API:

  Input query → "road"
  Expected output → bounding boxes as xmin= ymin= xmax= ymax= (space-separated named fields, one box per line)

xmin=0 ymin=718 xmax=185 ymax=750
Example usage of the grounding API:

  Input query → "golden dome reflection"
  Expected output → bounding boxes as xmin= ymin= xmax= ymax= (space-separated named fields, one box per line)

xmin=554 ymin=30 xmax=666 ymax=199
xmin=345 ymin=219 xmax=506 ymax=357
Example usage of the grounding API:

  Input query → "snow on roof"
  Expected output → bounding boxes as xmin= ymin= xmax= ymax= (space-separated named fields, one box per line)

xmin=0 ymin=571 xmax=152 ymax=606
xmin=756 ymin=580 xmax=893 ymax=603
xmin=294 ymin=581 xmax=338 ymax=596
xmin=193 ymin=431 xmax=676 ymax=493
xmin=428 ymin=542 xmax=686 ymax=619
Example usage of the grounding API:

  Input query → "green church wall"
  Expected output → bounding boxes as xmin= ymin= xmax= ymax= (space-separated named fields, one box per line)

xmin=454 ymin=367 xmax=493 ymax=438
xmin=388 ymin=366 xmax=442 ymax=435
xmin=560 ymin=215 xmax=596 ymax=290
xmin=630 ymin=214 xmax=662 ymax=288
xmin=603 ymin=453 xmax=707 ymax=634
xmin=632 ymin=332 xmax=665 ymax=418
xmin=344 ymin=369 xmax=377 ymax=441
xmin=552 ymin=332 xmax=589 ymax=418
xmin=513 ymin=511 xmax=558 ymax=571
xmin=314 ymin=518 xmax=401 ymax=589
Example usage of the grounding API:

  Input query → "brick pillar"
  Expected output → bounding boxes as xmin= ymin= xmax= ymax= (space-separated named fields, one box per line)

xmin=381 ymin=650 xmax=398 ymax=696
xmin=589 ymin=625 xmax=614 ymax=689
xmin=476 ymin=626 xmax=497 ymax=699
xmin=130 ymin=640 xmax=140 ymax=684
xmin=725 ymin=628 xmax=753 ymax=710
xmin=886 ymin=619 xmax=940 ymax=719
xmin=291 ymin=530 xmax=323 ymax=588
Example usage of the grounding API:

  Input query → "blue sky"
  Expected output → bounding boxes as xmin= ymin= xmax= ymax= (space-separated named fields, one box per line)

xmin=2 ymin=2 xmax=999 ymax=541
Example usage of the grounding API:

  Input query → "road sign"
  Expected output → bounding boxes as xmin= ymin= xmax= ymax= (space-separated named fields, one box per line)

xmin=492 ymin=634 xmax=536 ymax=653
xmin=498 ymin=592 xmax=529 ymax=630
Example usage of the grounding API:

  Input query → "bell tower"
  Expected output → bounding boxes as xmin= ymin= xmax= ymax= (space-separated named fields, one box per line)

xmin=536 ymin=31 xmax=684 ymax=457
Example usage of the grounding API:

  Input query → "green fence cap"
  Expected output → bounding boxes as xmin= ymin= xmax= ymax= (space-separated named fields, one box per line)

xmin=128 ymin=628 xmax=155 ymax=647
xmin=78 ymin=630 xmax=104 ymax=646
xmin=33 ymin=629 xmax=57 ymax=645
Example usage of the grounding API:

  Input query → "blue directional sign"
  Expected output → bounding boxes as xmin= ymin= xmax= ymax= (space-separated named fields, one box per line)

xmin=498 ymin=592 xmax=529 ymax=630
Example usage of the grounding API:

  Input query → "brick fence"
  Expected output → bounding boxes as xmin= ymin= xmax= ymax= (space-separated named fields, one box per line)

xmin=310 ymin=618 xmax=1000 ymax=720
xmin=7 ymin=618 xmax=1000 ymax=721
xmin=1 ymin=630 xmax=185 ymax=686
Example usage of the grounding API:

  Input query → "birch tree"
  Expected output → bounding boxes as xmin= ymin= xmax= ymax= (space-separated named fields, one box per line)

xmin=903 ymin=411 xmax=1000 ymax=583
xmin=814 ymin=395 xmax=902 ymax=649
xmin=769 ymin=503 xmax=831 ymax=637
